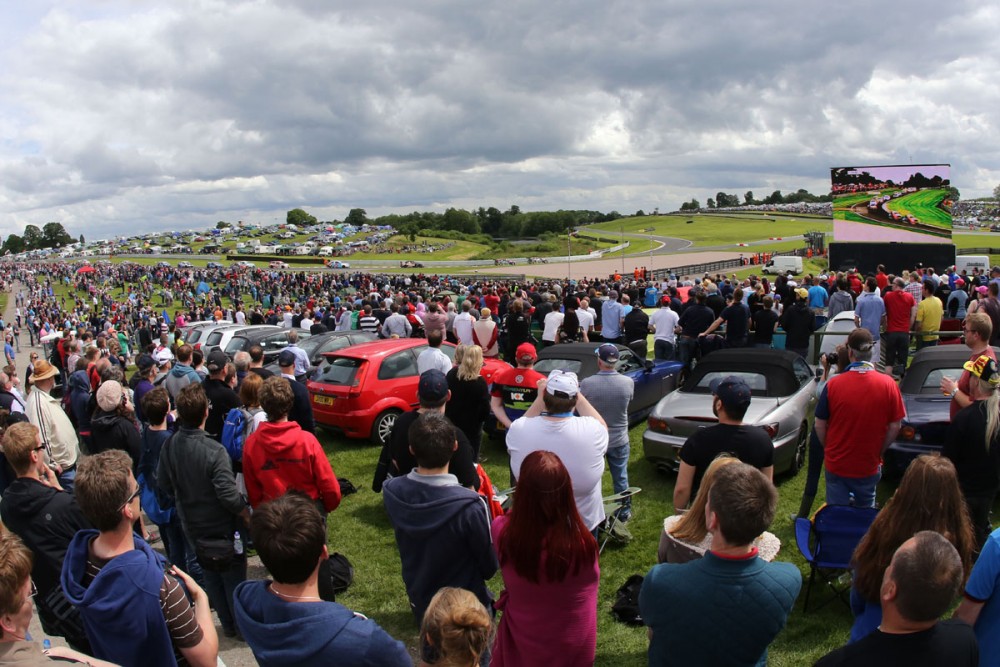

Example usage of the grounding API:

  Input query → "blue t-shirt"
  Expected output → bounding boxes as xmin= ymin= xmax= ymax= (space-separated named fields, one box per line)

xmin=854 ymin=293 xmax=886 ymax=337
xmin=965 ymin=527 xmax=1000 ymax=661
xmin=808 ymin=285 xmax=829 ymax=309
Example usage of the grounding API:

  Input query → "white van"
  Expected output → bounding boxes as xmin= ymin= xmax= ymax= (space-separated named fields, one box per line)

xmin=318 ymin=246 xmax=334 ymax=256
xmin=956 ymin=255 xmax=989 ymax=277
xmin=762 ymin=256 xmax=803 ymax=275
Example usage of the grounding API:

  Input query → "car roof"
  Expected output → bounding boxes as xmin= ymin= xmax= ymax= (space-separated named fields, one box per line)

xmin=901 ymin=345 xmax=1000 ymax=393
xmin=324 ymin=338 xmax=427 ymax=360
xmin=537 ymin=342 xmax=631 ymax=360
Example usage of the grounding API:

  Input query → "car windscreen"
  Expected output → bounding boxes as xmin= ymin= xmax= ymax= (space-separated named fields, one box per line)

xmin=315 ymin=357 xmax=362 ymax=385
xmin=534 ymin=358 xmax=584 ymax=375
xmin=690 ymin=371 xmax=768 ymax=394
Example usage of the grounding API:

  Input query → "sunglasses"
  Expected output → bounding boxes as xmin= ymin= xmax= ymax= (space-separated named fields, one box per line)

xmin=118 ymin=485 xmax=141 ymax=513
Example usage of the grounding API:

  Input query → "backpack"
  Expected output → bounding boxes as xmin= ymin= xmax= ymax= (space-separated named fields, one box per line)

xmin=221 ymin=407 xmax=254 ymax=464
xmin=611 ymin=574 xmax=645 ymax=626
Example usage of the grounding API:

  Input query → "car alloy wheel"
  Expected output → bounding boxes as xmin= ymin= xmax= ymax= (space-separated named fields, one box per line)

xmin=792 ymin=423 xmax=808 ymax=474
xmin=373 ymin=410 xmax=402 ymax=447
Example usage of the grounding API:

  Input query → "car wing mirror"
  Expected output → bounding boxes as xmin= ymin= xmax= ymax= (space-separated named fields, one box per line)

xmin=644 ymin=360 xmax=654 ymax=373
xmin=815 ymin=367 xmax=823 ymax=381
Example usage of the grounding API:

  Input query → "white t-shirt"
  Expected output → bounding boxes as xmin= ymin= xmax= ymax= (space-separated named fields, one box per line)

xmin=454 ymin=312 xmax=475 ymax=346
xmin=506 ymin=415 xmax=609 ymax=530
xmin=417 ymin=347 xmax=452 ymax=376
xmin=577 ymin=308 xmax=595 ymax=333
xmin=649 ymin=308 xmax=680 ymax=343
xmin=542 ymin=311 xmax=565 ymax=342
xmin=235 ymin=310 xmax=246 ymax=325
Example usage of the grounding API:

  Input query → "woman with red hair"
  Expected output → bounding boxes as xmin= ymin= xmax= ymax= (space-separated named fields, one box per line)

xmin=491 ymin=450 xmax=599 ymax=666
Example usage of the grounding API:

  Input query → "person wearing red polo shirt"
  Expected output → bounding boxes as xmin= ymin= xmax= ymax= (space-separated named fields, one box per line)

xmin=883 ymin=277 xmax=917 ymax=378
xmin=814 ymin=328 xmax=904 ymax=508
xmin=490 ymin=343 xmax=545 ymax=430
xmin=941 ymin=311 xmax=996 ymax=420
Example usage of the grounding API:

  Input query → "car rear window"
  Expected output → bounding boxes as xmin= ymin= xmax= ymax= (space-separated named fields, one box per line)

xmin=534 ymin=358 xmax=584 ymax=375
xmin=206 ymin=331 xmax=225 ymax=345
xmin=921 ymin=367 xmax=964 ymax=393
xmin=224 ymin=337 xmax=246 ymax=355
xmin=316 ymin=357 xmax=362 ymax=385
xmin=692 ymin=371 xmax=768 ymax=394
xmin=187 ymin=329 xmax=203 ymax=344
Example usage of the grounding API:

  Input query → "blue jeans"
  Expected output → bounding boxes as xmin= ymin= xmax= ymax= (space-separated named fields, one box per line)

xmin=58 ymin=469 xmax=76 ymax=493
xmin=161 ymin=519 xmax=203 ymax=587
xmin=825 ymin=469 xmax=880 ymax=508
xmin=677 ymin=337 xmax=699 ymax=369
xmin=606 ymin=444 xmax=630 ymax=508
xmin=653 ymin=339 xmax=675 ymax=361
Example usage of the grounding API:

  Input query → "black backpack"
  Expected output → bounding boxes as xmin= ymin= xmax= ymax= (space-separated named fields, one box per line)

xmin=611 ymin=574 xmax=645 ymax=626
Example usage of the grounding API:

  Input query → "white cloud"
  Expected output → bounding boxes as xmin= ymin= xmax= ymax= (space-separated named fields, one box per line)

xmin=0 ymin=0 xmax=998 ymax=240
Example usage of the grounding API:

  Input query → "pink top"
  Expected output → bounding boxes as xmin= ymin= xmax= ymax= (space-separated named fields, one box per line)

xmin=491 ymin=515 xmax=599 ymax=667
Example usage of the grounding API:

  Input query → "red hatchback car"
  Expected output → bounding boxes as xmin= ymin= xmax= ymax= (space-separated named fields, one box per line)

xmin=307 ymin=338 xmax=510 ymax=446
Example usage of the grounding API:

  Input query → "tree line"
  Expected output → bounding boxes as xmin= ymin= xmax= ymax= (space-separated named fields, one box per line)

xmin=680 ymin=189 xmax=834 ymax=211
xmin=2 ymin=222 xmax=76 ymax=255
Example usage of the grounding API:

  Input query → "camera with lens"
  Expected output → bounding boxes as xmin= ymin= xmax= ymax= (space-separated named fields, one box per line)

xmin=823 ymin=351 xmax=839 ymax=366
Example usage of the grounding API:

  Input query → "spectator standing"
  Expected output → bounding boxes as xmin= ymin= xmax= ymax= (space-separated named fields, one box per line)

xmin=648 ymin=296 xmax=679 ymax=360
xmin=202 ymin=349 xmax=242 ymax=441
xmin=490 ymin=343 xmax=545 ymax=431
xmin=541 ymin=296 xmax=564 ymax=347
xmin=383 ymin=413 xmax=498 ymax=622
xmin=276 ymin=349 xmax=316 ymax=434
xmin=234 ymin=492 xmax=410 ymax=666
xmin=672 ymin=376 xmax=774 ymax=511
xmin=243 ymin=376 xmax=341 ymax=515
xmin=676 ymin=291 xmax=715 ymax=369
xmin=948 ymin=278 xmax=969 ymax=318
xmin=63 ymin=450 xmax=219 ymax=667
xmin=162 ymin=344 xmax=201 ymax=404
xmin=503 ymin=299 xmax=532 ymax=362
xmin=639 ymin=463 xmax=801 ymax=666
xmin=506 ymin=371 xmax=608 ymax=532
xmin=454 ymin=301 xmax=476 ymax=347
xmin=828 ymin=277 xmax=855 ymax=321
xmin=25 ymin=360 xmax=79 ymax=490
xmin=359 ymin=304 xmax=381 ymax=336
xmin=445 ymin=346 xmax=491 ymax=459
xmin=556 ymin=309 xmax=586 ymax=344
xmin=491 ymin=451 xmax=599 ymax=667
xmin=285 ymin=330 xmax=311 ymax=382
xmin=883 ymin=277 xmax=918 ymax=378
xmin=781 ymin=288 xmax=817 ymax=359
xmin=600 ymin=291 xmax=624 ymax=343
xmin=157 ymin=383 xmax=250 ymax=640
xmin=853 ymin=277 xmax=886 ymax=362
xmin=580 ymin=344 xmax=635 ymax=520
xmin=814 ymin=328 xmax=904 ymax=508
xmin=418 ymin=330 xmax=454 ymax=376
xmin=622 ymin=301 xmax=650 ymax=358
xmin=473 ymin=307 xmax=500 ymax=357
xmin=750 ymin=295 xmax=779 ymax=348
xmin=915 ymin=279 xmax=944 ymax=349
xmin=943 ymin=353 xmax=1000 ymax=549
xmin=955 ymin=524 xmax=1000 ymax=661
xmin=247 ymin=344 xmax=274 ymax=380
xmin=701 ymin=288 xmax=750 ymax=349
xmin=807 ymin=276 xmax=829 ymax=316
xmin=383 ymin=304 xmax=413 ymax=339
xmin=848 ymin=455 xmax=975 ymax=641
xmin=941 ymin=312 xmax=996 ymax=420
xmin=0 ymin=422 xmax=92 ymax=652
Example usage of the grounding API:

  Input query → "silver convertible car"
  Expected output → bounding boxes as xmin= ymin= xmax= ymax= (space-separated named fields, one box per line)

xmin=643 ymin=349 xmax=816 ymax=476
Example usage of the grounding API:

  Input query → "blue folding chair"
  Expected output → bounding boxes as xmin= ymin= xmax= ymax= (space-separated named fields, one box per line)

xmin=794 ymin=504 xmax=879 ymax=611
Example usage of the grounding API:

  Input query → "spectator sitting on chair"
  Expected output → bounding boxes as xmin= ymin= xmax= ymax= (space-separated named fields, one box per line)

xmin=818 ymin=531 xmax=977 ymax=666
xmin=639 ymin=462 xmax=801 ymax=666
xmin=848 ymin=455 xmax=975 ymax=642
xmin=672 ymin=375 xmax=774 ymax=511
xmin=234 ymin=491 xmax=410 ymax=666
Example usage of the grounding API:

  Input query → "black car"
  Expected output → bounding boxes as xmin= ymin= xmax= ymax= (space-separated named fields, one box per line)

xmin=533 ymin=342 xmax=684 ymax=426
xmin=885 ymin=345 xmax=1000 ymax=473
xmin=224 ymin=326 xmax=299 ymax=361
xmin=262 ymin=330 xmax=378 ymax=376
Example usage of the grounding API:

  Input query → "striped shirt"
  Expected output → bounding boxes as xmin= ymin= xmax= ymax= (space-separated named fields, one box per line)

xmin=359 ymin=315 xmax=380 ymax=334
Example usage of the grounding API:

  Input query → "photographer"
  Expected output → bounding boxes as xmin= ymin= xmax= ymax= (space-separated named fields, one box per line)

xmin=794 ymin=343 xmax=849 ymax=519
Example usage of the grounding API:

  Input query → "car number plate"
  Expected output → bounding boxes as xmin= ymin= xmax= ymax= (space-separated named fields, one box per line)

xmin=314 ymin=395 xmax=335 ymax=405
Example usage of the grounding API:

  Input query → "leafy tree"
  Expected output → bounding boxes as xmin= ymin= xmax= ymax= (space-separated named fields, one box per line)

xmin=507 ymin=204 xmax=521 ymax=217
xmin=286 ymin=208 xmax=317 ymax=227
xmin=79 ymin=234 xmax=85 ymax=245
xmin=945 ymin=186 xmax=960 ymax=201
xmin=993 ymin=183 xmax=1000 ymax=201
xmin=764 ymin=190 xmax=783 ymax=205
xmin=635 ymin=210 xmax=645 ymax=217
xmin=1 ymin=234 xmax=25 ymax=255
xmin=442 ymin=208 xmax=479 ymax=235
xmin=216 ymin=221 xmax=231 ymax=229
xmin=400 ymin=222 xmax=419 ymax=243
xmin=345 ymin=208 xmax=368 ymax=227
xmin=22 ymin=225 xmax=42 ymax=250
xmin=679 ymin=198 xmax=700 ymax=211
xmin=706 ymin=198 xmax=716 ymax=208
xmin=745 ymin=191 xmax=755 ymax=205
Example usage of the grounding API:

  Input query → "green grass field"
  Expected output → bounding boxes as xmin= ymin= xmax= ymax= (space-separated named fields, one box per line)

xmin=885 ymin=190 xmax=951 ymax=229
xmin=581 ymin=214 xmax=831 ymax=249
xmin=832 ymin=193 xmax=876 ymax=211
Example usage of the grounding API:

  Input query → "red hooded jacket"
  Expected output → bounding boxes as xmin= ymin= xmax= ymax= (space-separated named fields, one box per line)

xmin=243 ymin=420 xmax=341 ymax=512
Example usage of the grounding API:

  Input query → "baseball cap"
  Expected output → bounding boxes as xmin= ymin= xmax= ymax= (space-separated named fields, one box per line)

xmin=597 ymin=343 xmax=620 ymax=363
xmin=516 ymin=343 xmax=537 ymax=363
xmin=660 ymin=295 xmax=671 ymax=305
xmin=277 ymin=349 xmax=296 ymax=367
xmin=847 ymin=328 xmax=874 ymax=352
xmin=955 ymin=278 xmax=965 ymax=287
xmin=794 ymin=287 xmax=809 ymax=300
xmin=206 ymin=349 xmax=229 ymax=372
xmin=977 ymin=286 xmax=989 ymax=294
xmin=964 ymin=354 xmax=1000 ymax=386
xmin=154 ymin=348 xmax=174 ymax=366
xmin=137 ymin=354 xmax=155 ymax=373
xmin=546 ymin=369 xmax=579 ymax=399
xmin=709 ymin=376 xmax=752 ymax=412
xmin=418 ymin=369 xmax=449 ymax=403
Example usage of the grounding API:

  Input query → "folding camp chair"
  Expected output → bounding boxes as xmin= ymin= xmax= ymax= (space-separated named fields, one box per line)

xmin=600 ymin=487 xmax=641 ymax=554
xmin=794 ymin=504 xmax=879 ymax=611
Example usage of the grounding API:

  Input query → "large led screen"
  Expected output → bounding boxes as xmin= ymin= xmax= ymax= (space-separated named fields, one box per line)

xmin=831 ymin=164 xmax=952 ymax=244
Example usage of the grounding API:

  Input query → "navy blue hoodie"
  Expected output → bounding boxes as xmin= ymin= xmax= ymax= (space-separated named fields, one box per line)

xmin=61 ymin=530 xmax=178 ymax=667
xmin=233 ymin=580 xmax=410 ymax=666
xmin=382 ymin=472 xmax=497 ymax=622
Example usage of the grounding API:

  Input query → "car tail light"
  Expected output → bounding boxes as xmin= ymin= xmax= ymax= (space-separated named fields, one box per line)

xmin=348 ymin=362 xmax=368 ymax=397
xmin=898 ymin=425 xmax=916 ymax=441
xmin=648 ymin=417 xmax=671 ymax=434
xmin=762 ymin=423 xmax=779 ymax=439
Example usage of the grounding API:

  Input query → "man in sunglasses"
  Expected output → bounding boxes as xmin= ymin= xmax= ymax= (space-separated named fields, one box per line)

xmin=941 ymin=311 xmax=996 ymax=421
xmin=62 ymin=450 xmax=218 ymax=667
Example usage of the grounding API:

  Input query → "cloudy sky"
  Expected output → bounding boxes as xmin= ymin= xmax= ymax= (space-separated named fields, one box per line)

xmin=1 ymin=0 xmax=998 ymax=241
